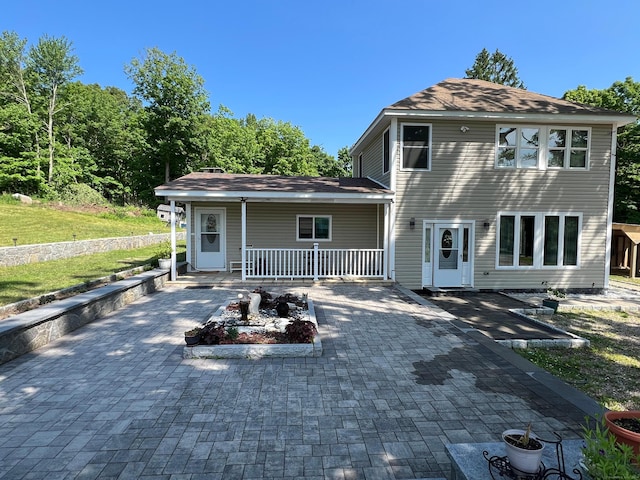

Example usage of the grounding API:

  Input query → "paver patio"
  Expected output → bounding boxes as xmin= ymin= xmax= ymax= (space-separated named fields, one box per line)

xmin=0 ymin=283 xmax=591 ymax=479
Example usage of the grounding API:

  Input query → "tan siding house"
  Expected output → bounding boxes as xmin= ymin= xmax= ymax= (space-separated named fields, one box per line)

xmin=156 ymin=78 xmax=634 ymax=290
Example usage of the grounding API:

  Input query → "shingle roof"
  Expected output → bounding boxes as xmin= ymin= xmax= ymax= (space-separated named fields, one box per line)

xmin=389 ymin=78 xmax=627 ymax=116
xmin=155 ymin=172 xmax=392 ymax=196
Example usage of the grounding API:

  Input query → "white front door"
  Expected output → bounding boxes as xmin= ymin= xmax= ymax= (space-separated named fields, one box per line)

xmin=195 ymin=208 xmax=226 ymax=270
xmin=433 ymin=224 xmax=464 ymax=287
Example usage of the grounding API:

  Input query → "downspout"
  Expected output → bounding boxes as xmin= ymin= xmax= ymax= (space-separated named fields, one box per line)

xmin=170 ymin=200 xmax=176 ymax=281
xmin=604 ymin=126 xmax=617 ymax=290
xmin=241 ymin=198 xmax=247 ymax=281
xmin=389 ymin=117 xmax=398 ymax=281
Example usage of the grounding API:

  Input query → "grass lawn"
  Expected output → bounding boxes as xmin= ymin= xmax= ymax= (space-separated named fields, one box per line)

xmin=516 ymin=309 xmax=640 ymax=411
xmin=0 ymin=195 xmax=172 ymax=246
xmin=0 ymin=243 xmax=186 ymax=308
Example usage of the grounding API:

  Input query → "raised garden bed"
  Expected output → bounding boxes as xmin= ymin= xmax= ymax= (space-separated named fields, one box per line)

xmin=183 ymin=290 xmax=321 ymax=359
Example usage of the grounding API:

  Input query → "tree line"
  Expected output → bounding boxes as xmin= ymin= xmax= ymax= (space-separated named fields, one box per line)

xmin=0 ymin=32 xmax=351 ymax=206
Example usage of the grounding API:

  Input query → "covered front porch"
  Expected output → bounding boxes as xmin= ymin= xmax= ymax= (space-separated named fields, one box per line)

xmin=155 ymin=172 xmax=395 ymax=282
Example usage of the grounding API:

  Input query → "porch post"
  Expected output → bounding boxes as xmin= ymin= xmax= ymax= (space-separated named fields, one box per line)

xmin=383 ymin=203 xmax=389 ymax=280
xmin=313 ymin=242 xmax=319 ymax=281
xmin=631 ymin=242 xmax=638 ymax=279
xmin=170 ymin=200 xmax=176 ymax=281
xmin=241 ymin=199 xmax=247 ymax=281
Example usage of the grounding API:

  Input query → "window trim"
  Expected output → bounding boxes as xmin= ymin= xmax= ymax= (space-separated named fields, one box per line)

xmin=495 ymin=211 xmax=582 ymax=269
xmin=400 ymin=122 xmax=432 ymax=171
xmin=296 ymin=215 xmax=332 ymax=242
xmin=495 ymin=125 xmax=591 ymax=171
xmin=357 ymin=153 xmax=363 ymax=178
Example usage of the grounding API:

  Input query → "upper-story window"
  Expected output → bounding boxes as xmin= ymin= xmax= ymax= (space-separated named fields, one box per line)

xmin=496 ymin=125 xmax=590 ymax=170
xmin=383 ymin=128 xmax=390 ymax=174
xmin=548 ymin=128 xmax=589 ymax=169
xmin=401 ymin=123 xmax=431 ymax=170
xmin=497 ymin=127 xmax=539 ymax=168
xmin=357 ymin=153 xmax=363 ymax=177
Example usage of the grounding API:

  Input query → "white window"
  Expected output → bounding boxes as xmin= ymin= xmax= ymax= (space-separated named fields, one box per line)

xmin=497 ymin=127 xmax=539 ymax=168
xmin=496 ymin=126 xmax=590 ymax=170
xmin=401 ymin=123 xmax=431 ymax=170
xmin=497 ymin=212 xmax=581 ymax=269
xmin=547 ymin=128 xmax=590 ymax=169
xmin=297 ymin=215 xmax=332 ymax=241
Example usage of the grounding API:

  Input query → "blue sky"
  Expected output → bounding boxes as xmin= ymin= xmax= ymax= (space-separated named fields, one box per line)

xmin=4 ymin=0 xmax=639 ymax=158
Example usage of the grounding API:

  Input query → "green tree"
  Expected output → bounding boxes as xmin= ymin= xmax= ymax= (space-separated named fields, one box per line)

xmin=125 ymin=47 xmax=210 ymax=199
xmin=58 ymin=82 xmax=145 ymax=204
xmin=27 ymin=34 xmax=83 ymax=184
xmin=465 ymin=48 xmax=526 ymax=89
xmin=564 ymin=78 xmax=640 ymax=223
xmin=337 ymin=146 xmax=353 ymax=176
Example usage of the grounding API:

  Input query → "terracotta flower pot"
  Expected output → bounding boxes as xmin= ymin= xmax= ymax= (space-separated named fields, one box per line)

xmin=502 ymin=429 xmax=545 ymax=474
xmin=605 ymin=410 xmax=640 ymax=457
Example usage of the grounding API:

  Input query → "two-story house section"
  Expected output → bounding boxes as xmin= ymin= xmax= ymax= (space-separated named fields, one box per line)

xmin=350 ymin=78 xmax=636 ymax=291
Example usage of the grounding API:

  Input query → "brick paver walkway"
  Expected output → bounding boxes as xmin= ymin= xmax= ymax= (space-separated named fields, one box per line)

xmin=0 ymin=284 xmax=590 ymax=479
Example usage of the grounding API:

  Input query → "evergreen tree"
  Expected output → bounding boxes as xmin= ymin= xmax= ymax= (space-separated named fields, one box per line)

xmin=465 ymin=48 xmax=526 ymax=89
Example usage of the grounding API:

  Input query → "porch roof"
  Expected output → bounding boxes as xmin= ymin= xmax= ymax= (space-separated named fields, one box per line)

xmin=155 ymin=172 xmax=394 ymax=204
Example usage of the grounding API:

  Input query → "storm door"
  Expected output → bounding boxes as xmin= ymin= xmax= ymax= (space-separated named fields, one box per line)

xmin=195 ymin=208 xmax=226 ymax=270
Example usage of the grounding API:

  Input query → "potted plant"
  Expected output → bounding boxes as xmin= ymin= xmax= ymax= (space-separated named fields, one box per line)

xmin=605 ymin=410 xmax=640 ymax=458
xmin=184 ymin=327 xmax=202 ymax=346
xmin=502 ymin=423 xmax=545 ymax=474
xmin=542 ymin=285 xmax=565 ymax=313
xmin=581 ymin=415 xmax=640 ymax=479
xmin=155 ymin=241 xmax=172 ymax=269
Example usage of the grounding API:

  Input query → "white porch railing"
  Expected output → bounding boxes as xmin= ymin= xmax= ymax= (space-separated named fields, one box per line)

xmin=244 ymin=243 xmax=385 ymax=280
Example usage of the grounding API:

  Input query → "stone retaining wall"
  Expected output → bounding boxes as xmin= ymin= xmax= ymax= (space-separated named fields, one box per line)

xmin=0 ymin=270 xmax=169 ymax=365
xmin=0 ymin=232 xmax=186 ymax=267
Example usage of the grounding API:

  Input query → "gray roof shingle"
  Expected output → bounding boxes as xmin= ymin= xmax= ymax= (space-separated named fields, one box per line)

xmin=389 ymin=78 xmax=627 ymax=116
xmin=155 ymin=172 xmax=392 ymax=195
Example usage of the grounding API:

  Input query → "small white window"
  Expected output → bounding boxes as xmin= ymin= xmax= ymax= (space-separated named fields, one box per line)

xmin=297 ymin=215 xmax=332 ymax=241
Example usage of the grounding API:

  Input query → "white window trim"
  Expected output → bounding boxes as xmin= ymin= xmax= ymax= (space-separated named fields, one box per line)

xmin=400 ymin=122 xmax=432 ymax=171
xmin=382 ymin=127 xmax=390 ymax=174
xmin=495 ymin=211 xmax=582 ymax=270
xmin=495 ymin=125 xmax=591 ymax=171
xmin=547 ymin=126 xmax=591 ymax=170
xmin=357 ymin=153 xmax=363 ymax=177
xmin=296 ymin=215 xmax=332 ymax=242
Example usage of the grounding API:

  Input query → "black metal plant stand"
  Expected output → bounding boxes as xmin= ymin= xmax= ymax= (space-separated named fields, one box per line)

xmin=483 ymin=433 xmax=584 ymax=479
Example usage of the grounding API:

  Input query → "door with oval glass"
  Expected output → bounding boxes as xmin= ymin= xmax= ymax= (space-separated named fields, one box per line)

xmin=433 ymin=223 xmax=464 ymax=287
xmin=195 ymin=208 xmax=226 ymax=270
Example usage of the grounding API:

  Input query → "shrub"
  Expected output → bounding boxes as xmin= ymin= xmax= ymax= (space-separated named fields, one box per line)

xmin=285 ymin=319 xmax=317 ymax=343
xmin=201 ymin=324 xmax=226 ymax=345
xmin=56 ymin=183 xmax=109 ymax=206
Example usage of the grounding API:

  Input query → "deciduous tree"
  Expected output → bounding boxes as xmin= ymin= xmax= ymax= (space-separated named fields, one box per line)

xmin=125 ymin=47 xmax=210 ymax=199
xmin=564 ymin=78 xmax=640 ymax=223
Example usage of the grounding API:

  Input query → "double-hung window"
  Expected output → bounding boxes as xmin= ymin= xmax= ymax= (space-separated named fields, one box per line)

xmin=496 ymin=125 xmax=590 ymax=170
xmin=297 ymin=215 xmax=331 ymax=241
xmin=401 ymin=123 xmax=431 ymax=170
xmin=497 ymin=212 xmax=581 ymax=269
